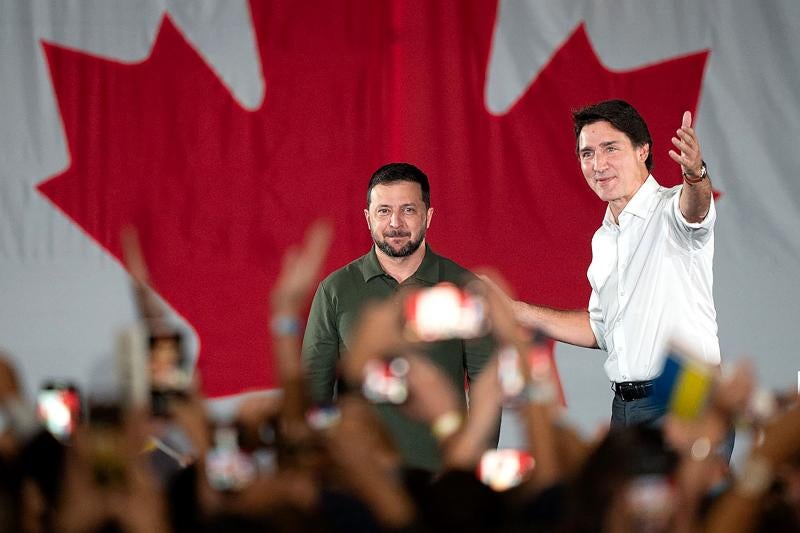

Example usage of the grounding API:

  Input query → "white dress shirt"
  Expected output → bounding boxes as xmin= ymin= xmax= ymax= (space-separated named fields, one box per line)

xmin=587 ymin=175 xmax=720 ymax=382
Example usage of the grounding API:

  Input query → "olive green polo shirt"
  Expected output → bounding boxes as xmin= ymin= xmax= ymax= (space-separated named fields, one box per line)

xmin=301 ymin=244 xmax=494 ymax=472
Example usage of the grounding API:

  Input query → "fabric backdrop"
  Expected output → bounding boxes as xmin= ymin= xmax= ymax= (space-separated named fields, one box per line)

xmin=1 ymin=0 xmax=798 ymax=437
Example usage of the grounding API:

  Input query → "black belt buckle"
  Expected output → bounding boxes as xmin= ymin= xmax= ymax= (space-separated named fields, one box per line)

xmin=614 ymin=380 xmax=653 ymax=402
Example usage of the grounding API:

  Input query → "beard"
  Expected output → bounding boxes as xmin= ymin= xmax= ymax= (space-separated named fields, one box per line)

xmin=373 ymin=228 xmax=425 ymax=258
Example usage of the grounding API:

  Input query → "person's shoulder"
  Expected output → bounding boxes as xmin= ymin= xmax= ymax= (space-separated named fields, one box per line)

xmin=429 ymin=249 xmax=477 ymax=281
xmin=661 ymin=182 xmax=683 ymax=198
xmin=647 ymin=175 xmax=681 ymax=199
xmin=651 ymin=182 xmax=685 ymax=223
xmin=643 ymin=176 xmax=682 ymax=216
xmin=319 ymin=251 xmax=371 ymax=288
xmin=590 ymin=210 xmax=613 ymax=241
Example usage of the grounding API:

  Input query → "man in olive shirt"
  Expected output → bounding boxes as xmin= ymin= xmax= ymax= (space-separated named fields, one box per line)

xmin=301 ymin=162 xmax=494 ymax=472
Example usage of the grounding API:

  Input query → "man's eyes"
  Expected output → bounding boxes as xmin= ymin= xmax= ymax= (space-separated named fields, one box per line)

xmin=376 ymin=207 xmax=417 ymax=216
xmin=580 ymin=146 xmax=617 ymax=158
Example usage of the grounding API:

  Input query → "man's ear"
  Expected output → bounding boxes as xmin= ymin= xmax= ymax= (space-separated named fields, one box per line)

xmin=426 ymin=207 xmax=434 ymax=229
xmin=364 ymin=208 xmax=371 ymax=229
xmin=638 ymin=143 xmax=650 ymax=163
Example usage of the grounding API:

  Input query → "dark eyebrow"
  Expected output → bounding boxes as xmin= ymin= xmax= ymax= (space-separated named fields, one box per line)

xmin=375 ymin=203 xmax=418 ymax=209
xmin=580 ymin=140 xmax=620 ymax=153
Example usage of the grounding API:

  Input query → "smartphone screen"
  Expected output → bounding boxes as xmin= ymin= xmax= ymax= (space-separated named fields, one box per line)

xmin=497 ymin=338 xmax=557 ymax=407
xmin=404 ymin=282 xmax=488 ymax=341
xmin=148 ymin=330 xmax=191 ymax=417
xmin=37 ymin=381 xmax=81 ymax=441
xmin=205 ymin=426 xmax=257 ymax=492
xmin=497 ymin=345 xmax=526 ymax=407
xmin=362 ymin=358 xmax=409 ymax=404
xmin=477 ymin=449 xmax=535 ymax=491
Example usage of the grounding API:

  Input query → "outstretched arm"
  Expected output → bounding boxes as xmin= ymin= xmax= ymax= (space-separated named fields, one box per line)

xmin=670 ymin=110 xmax=712 ymax=223
xmin=480 ymin=274 xmax=598 ymax=348
xmin=512 ymin=302 xmax=598 ymax=349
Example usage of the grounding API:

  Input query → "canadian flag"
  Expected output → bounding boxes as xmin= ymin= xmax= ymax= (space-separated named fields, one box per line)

xmin=1 ymin=1 xmax=798 ymax=435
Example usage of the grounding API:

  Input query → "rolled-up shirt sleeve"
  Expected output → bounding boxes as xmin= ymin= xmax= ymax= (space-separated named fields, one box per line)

xmin=587 ymin=287 xmax=606 ymax=351
xmin=669 ymin=187 xmax=716 ymax=250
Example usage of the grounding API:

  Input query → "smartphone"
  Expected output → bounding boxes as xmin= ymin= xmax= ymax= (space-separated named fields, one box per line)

xmin=497 ymin=346 xmax=526 ymax=406
xmin=477 ymin=449 xmax=535 ymax=491
xmin=205 ymin=426 xmax=257 ymax=492
xmin=404 ymin=282 xmax=488 ymax=341
xmin=498 ymin=337 xmax=557 ymax=407
xmin=148 ymin=329 xmax=191 ymax=417
xmin=36 ymin=381 xmax=81 ymax=442
xmin=362 ymin=357 xmax=409 ymax=404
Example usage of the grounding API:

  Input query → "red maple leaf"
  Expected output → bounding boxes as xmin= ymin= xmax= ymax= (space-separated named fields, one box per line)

xmin=37 ymin=0 xmax=709 ymax=397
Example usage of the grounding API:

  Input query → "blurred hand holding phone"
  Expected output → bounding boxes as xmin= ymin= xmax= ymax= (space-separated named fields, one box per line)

xmin=81 ymin=324 xmax=151 ymax=487
xmin=148 ymin=329 xmax=192 ymax=418
xmin=497 ymin=345 xmax=526 ymax=403
xmin=120 ymin=227 xmax=194 ymax=417
xmin=404 ymin=282 xmax=488 ymax=342
xmin=205 ymin=426 xmax=258 ymax=492
xmin=498 ymin=333 xmax=560 ymax=408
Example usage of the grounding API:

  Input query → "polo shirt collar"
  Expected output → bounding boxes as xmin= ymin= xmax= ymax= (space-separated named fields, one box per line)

xmin=361 ymin=243 xmax=440 ymax=284
xmin=603 ymin=174 xmax=659 ymax=227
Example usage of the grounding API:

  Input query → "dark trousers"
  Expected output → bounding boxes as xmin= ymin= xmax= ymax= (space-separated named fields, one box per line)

xmin=610 ymin=392 xmax=736 ymax=464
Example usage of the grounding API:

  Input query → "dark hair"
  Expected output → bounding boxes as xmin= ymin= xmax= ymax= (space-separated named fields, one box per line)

xmin=572 ymin=99 xmax=654 ymax=171
xmin=562 ymin=425 xmax=678 ymax=533
xmin=367 ymin=163 xmax=430 ymax=209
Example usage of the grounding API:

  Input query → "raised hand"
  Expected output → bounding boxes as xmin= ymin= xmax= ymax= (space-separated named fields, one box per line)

xmin=672 ymin=110 xmax=712 ymax=222
xmin=271 ymin=219 xmax=333 ymax=314
xmin=668 ymin=110 xmax=704 ymax=178
xmin=120 ymin=225 xmax=151 ymax=287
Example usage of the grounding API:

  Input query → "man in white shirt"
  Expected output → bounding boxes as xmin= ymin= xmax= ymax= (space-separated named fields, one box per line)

xmin=512 ymin=99 xmax=718 ymax=429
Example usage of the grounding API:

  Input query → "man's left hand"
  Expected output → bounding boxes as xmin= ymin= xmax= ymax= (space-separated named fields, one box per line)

xmin=669 ymin=111 xmax=704 ymax=178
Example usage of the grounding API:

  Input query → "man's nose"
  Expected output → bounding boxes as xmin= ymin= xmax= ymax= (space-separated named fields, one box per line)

xmin=593 ymin=152 xmax=608 ymax=172
xmin=389 ymin=212 xmax=403 ymax=227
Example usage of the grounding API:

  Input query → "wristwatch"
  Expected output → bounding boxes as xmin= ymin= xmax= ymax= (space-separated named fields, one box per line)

xmin=683 ymin=160 xmax=708 ymax=183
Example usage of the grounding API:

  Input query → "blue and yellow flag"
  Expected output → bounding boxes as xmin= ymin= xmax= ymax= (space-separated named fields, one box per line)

xmin=653 ymin=350 xmax=715 ymax=419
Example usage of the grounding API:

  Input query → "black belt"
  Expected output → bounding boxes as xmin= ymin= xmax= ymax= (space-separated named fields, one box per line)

xmin=613 ymin=380 xmax=655 ymax=402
